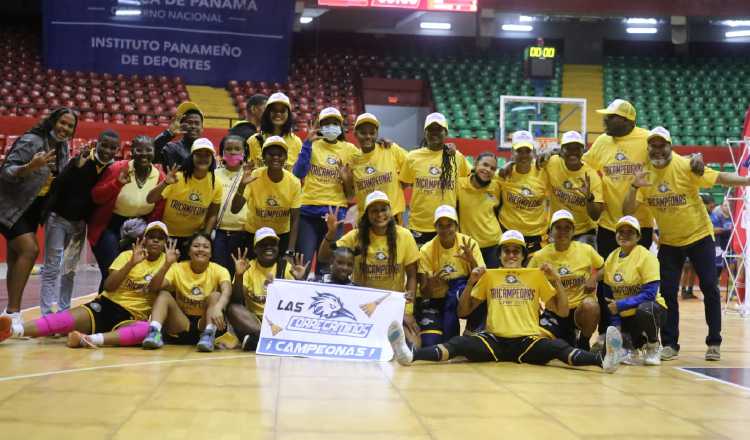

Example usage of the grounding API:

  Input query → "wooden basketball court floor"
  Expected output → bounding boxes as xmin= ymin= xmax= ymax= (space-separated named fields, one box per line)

xmin=1 ymin=291 xmax=749 ymax=439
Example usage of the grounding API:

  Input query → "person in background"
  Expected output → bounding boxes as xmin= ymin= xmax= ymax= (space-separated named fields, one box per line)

xmin=247 ymin=92 xmax=302 ymax=170
xmin=213 ymin=134 xmax=249 ymax=277
xmin=90 ymin=135 xmax=165 ymax=287
xmin=153 ymin=101 xmax=204 ymax=169
xmin=710 ymin=198 xmax=733 ymax=281
xmin=229 ymin=94 xmax=268 ymax=142
xmin=40 ymin=130 xmax=119 ymax=315
xmin=0 ymin=107 xmax=75 ymax=326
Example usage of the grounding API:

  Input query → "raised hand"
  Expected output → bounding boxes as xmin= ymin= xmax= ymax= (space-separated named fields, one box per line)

xmin=231 ymin=247 xmax=250 ymax=276
xmin=168 ymin=115 xmax=183 ymax=135
xmin=241 ymin=160 xmax=257 ymax=186
xmin=572 ymin=172 xmax=592 ymax=199
xmin=444 ymin=142 xmax=457 ymax=155
xmin=77 ymin=141 xmax=95 ymax=167
xmin=324 ymin=206 xmax=343 ymax=234
xmin=117 ymin=165 xmax=132 ymax=185
xmin=540 ymin=263 xmax=560 ymax=283
xmin=130 ymin=237 xmax=147 ymax=265
xmin=305 ymin=119 xmax=321 ymax=143
xmin=632 ymin=170 xmax=651 ymax=188
xmin=165 ymin=238 xmax=180 ymax=264
xmin=468 ymin=266 xmax=486 ymax=284
xmin=454 ymin=236 xmax=478 ymax=269
xmin=28 ymin=150 xmax=56 ymax=172
xmin=289 ymin=252 xmax=310 ymax=281
xmin=690 ymin=152 xmax=705 ymax=176
xmin=164 ymin=164 xmax=180 ymax=185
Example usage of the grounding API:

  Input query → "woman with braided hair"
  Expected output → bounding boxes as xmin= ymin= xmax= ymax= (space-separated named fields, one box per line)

xmin=399 ymin=113 xmax=470 ymax=247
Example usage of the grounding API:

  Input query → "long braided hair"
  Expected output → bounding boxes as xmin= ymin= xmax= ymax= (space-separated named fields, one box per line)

xmin=355 ymin=210 xmax=398 ymax=282
xmin=420 ymin=138 xmax=457 ymax=194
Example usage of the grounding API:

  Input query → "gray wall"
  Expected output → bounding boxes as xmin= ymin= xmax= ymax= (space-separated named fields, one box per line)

xmin=364 ymin=105 xmax=431 ymax=150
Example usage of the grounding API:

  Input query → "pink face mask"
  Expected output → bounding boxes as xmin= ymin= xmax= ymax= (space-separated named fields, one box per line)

xmin=223 ymin=153 xmax=244 ymax=167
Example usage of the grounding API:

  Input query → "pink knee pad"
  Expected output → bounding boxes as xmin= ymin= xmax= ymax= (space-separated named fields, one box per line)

xmin=115 ymin=321 xmax=150 ymax=346
xmin=35 ymin=311 xmax=75 ymax=336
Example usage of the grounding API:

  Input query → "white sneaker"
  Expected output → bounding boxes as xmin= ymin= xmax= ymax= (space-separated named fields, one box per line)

xmin=387 ymin=321 xmax=413 ymax=366
xmin=644 ymin=342 xmax=661 ymax=366
xmin=623 ymin=348 xmax=644 ymax=366
xmin=602 ymin=326 xmax=624 ymax=373
xmin=1 ymin=310 xmax=22 ymax=338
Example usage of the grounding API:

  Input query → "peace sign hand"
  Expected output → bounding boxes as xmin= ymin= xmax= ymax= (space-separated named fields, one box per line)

xmin=165 ymin=238 xmax=180 ymax=264
xmin=168 ymin=115 xmax=184 ymax=135
xmin=324 ymin=206 xmax=343 ymax=234
xmin=572 ymin=172 xmax=592 ymax=200
xmin=231 ymin=247 xmax=250 ymax=276
xmin=130 ymin=237 xmax=147 ymax=265
xmin=28 ymin=150 xmax=56 ymax=172
xmin=632 ymin=170 xmax=651 ymax=189
xmin=454 ymin=237 xmax=478 ymax=269
xmin=164 ymin=164 xmax=180 ymax=185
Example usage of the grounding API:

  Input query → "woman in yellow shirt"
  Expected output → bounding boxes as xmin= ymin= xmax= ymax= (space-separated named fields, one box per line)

xmin=388 ymin=230 xmax=624 ymax=373
xmin=147 ymin=138 xmax=222 ymax=253
xmin=456 ymin=152 xmax=501 ymax=267
xmin=346 ymin=113 xmax=407 ymax=222
xmin=528 ymin=210 xmax=604 ymax=350
xmin=293 ymin=107 xmax=359 ymax=274
xmin=246 ymin=92 xmax=302 ymax=170
xmin=1 ymin=222 xmax=170 ymax=348
xmin=417 ymin=205 xmax=484 ymax=346
xmin=498 ymin=131 xmax=549 ymax=254
xmin=400 ymin=113 xmax=471 ymax=246
xmin=318 ymin=191 xmax=420 ymax=337
xmin=213 ymin=134 xmax=249 ymax=276
xmin=141 ymin=232 xmax=232 ymax=352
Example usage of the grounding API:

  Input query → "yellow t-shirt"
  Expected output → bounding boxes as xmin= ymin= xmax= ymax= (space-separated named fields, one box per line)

xmin=351 ymin=143 xmax=407 ymax=217
xmin=101 ymin=250 xmax=164 ymax=321
xmin=214 ymin=167 xmax=246 ymax=231
xmin=582 ymin=127 xmax=654 ymax=231
xmin=113 ymin=162 xmax=161 ymax=217
xmin=498 ymin=166 xmax=549 ymax=236
xmin=399 ymin=147 xmax=471 ymax=232
xmin=247 ymin=132 xmax=303 ymax=171
xmin=457 ymin=176 xmax=502 ymax=248
xmin=240 ymin=259 xmax=294 ymax=319
xmin=337 ymin=225 xmax=420 ymax=292
xmin=528 ymin=241 xmax=604 ymax=309
xmin=636 ymin=153 xmax=719 ymax=247
xmin=544 ymin=155 xmax=604 ymax=235
xmin=164 ymin=261 xmax=230 ymax=317
xmin=242 ymin=167 xmax=302 ymax=234
xmin=603 ymin=245 xmax=666 ymax=317
xmin=471 ymin=268 xmax=556 ymax=338
xmin=418 ymin=232 xmax=485 ymax=298
xmin=161 ymin=172 xmax=223 ymax=237
xmin=300 ymin=139 xmax=359 ymax=207
xmin=38 ymin=175 xmax=54 ymax=196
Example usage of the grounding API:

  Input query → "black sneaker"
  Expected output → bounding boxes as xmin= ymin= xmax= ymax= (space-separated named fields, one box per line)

xmin=241 ymin=334 xmax=259 ymax=352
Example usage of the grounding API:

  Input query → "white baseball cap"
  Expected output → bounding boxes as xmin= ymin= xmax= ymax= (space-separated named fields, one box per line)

xmin=144 ymin=221 xmax=169 ymax=237
xmin=364 ymin=190 xmax=390 ymax=210
xmin=262 ymin=135 xmax=288 ymax=152
xmin=266 ymin=92 xmax=291 ymax=109
xmin=615 ymin=216 xmax=641 ymax=235
xmin=254 ymin=227 xmax=280 ymax=246
xmin=500 ymin=230 xmax=526 ymax=247
xmin=319 ymin=107 xmax=343 ymax=123
xmin=648 ymin=126 xmax=672 ymax=144
xmin=511 ymin=130 xmax=535 ymax=150
xmin=424 ymin=112 xmax=449 ymax=130
xmin=561 ymin=131 xmax=585 ymax=146
xmin=550 ymin=209 xmax=575 ymax=227
xmin=190 ymin=137 xmax=215 ymax=154
xmin=434 ymin=205 xmax=458 ymax=224
xmin=354 ymin=113 xmax=380 ymax=130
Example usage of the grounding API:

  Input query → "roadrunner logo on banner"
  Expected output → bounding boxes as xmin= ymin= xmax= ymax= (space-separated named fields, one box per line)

xmin=257 ymin=280 xmax=406 ymax=362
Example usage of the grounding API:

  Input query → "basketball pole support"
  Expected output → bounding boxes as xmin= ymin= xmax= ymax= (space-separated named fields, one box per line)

xmin=723 ymin=137 xmax=750 ymax=318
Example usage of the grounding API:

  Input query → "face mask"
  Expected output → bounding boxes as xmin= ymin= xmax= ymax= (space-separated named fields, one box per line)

xmin=321 ymin=124 xmax=342 ymax=141
xmin=223 ymin=153 xmax=244 ymax=168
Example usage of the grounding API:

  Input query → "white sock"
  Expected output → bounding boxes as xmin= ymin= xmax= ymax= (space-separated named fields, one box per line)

xmin=205 ymin=323 xmax=217 ymax=332
xmin=88 ymin=333 xmax=104 ymax=346
xmin=12 ymin=323 xmax=23 ymax=338
xmin=150 ymin=321 xmax=162 ymax=332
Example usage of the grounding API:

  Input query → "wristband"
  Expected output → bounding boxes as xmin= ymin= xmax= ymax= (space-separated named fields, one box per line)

xmin=404 ymin=303 xmax=414 ymax=315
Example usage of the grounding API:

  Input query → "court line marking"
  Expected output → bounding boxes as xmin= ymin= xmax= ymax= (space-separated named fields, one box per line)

xmin=0 ymin=353 xmax=254 ymax=383
xmin=19 ymin=292 xmax=97 ymax=315
xmin=676 ymin=367 xmax=750 ymax=392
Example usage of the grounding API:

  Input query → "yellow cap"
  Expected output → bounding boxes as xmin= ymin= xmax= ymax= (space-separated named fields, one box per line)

xmin=434 ymin=205 xmax=458 ymax=224
xmin=262 ymin=135 xmax=288 ymax=152
xmin=511 ymin=130 xmax=535 ymax=150
xmin=364 ymin=190 xmax=390 ymax=210
xmin=319 ymin=107 xmax=343 ymax=123
xmin=596 ymin=99 xmax=636 ymax=122
xmin=144 ymin=221 xmax=169 ymax=237
xmin=424 ymin=112 xmax=449 ymax=130
xmin=647 ymin=126 xmax=672 ymax=144
xmin=190 ymin=137 xmax=214 ymax=154
xmin=615 ymin=216 xmax=641 ymax=235
xmin=354 ymin=113 xmax=380 ymax=130
xmin=500 ymin=230 xmax=526 ymax=247
xmin=267 ymin=92 xmax=291 ymax=110
xmin=175 ymin=101 xmax=204 ymax=120
xmin=254 ymin=227 xmax=280 ymax=246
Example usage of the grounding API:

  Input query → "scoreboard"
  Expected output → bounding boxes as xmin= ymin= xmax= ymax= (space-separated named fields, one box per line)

xmin=524 ymin=46 xmax=557 ymax=80
xmin=318 ymin=0 xmax=477 ymax=12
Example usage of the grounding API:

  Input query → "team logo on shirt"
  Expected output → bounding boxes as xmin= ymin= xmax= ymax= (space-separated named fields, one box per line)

xmin=428 ymin=166 xmax=441 ymax=176
xmin=266 ymin=196 xmax=279 ymax=207
xmin=442 ymin=264 xmax=456 ymax=273
xmin=563 ymin=180 xmax=574 ymax=189
xmin=558 ymin=266 xmax=571 ymax=276
xmin=188 ymin=191 xmax=201 ymax=202
xmin=505 ymin=274 xmax=519 ymax=284
xmin=326 ymin=155 xmax=339 ymax=165
xmin=613 ymin=273 xmax=624 ymax=283
xmin=191 ymin=286 xmax=203 ymax=296
xmin=615 ymin=152 xmax=628 ymax=161
xmin=658 ymin=182 xmax=670 ymax=193
xmin=374 ymin=251 xmax=387 ymax=261
xmin=486 ymin=193 xmax=497 ymax=201
xmin=144 ymin=274 xmax=153 ymax=282
xmin=520 ymin=186 xmax=533 ymax=197
xmin=365 ymin=166 xmax=377 ymax=175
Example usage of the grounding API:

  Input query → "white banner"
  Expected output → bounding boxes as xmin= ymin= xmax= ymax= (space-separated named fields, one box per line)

xmin=257 ymin=280 xmax=405 ymax=362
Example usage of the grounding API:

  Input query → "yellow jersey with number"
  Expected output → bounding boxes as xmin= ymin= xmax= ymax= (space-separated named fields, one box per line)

xmin=161 ymin=172 xmax=223 ymax=237
xmin=528 ymin=241 xmax=604 ymax=308
xmin=164 ymin=261 xmax=230 ymax=317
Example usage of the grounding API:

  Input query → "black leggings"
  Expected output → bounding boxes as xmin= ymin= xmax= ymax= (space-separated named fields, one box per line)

xmin=621 ymin=301 xmax=666 ymax=349
xmin=413 ymin=333 xmax=602 ymax=367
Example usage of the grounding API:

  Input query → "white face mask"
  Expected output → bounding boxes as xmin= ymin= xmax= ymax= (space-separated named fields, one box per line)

xmin=321 ymin=124 xmax=342 ymax=141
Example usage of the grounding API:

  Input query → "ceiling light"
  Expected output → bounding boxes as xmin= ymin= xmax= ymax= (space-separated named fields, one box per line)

xmin=626 ymin=27 xmax=658 ymax=34
xmin=723 ymin=20 xmax=750 ymax=27
xmin=502 ymin=24 xmax=533 ymax=32
xmin=625 ymin=18 xmax=657 ymax=24
xmin=114 ymin=9 xmax=141 ymax=16
xmin=726 ymin=30 xmax=750 ymax=38
xmin=420 ymin=22 xmax=451 ymax=30
xmin=300 ymin=16 xmax=313 ymax=24
xmin=519 ymin=16 xmax=534 ymax=22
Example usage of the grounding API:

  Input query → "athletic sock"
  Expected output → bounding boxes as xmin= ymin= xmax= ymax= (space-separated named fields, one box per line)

xmin=412 ymin=346 xmax=442 ymax=362
xmin=88 ymin=333 xmax=104 ymax=346
xmin=12 ymin=323 xmax=24 ymax=338
xmin=205 ymin=323 xmax=217 ymax=333
xmin=149 ymin=321 xmax=162 ymax=332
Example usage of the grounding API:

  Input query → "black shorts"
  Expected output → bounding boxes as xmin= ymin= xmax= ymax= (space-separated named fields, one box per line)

xmin=0 ymin=196 xmax=47 ymax=240
xmin=164 ymin=315 xmax=226 ymax=345
xmin=539 ymin=308 xmax=577 ymax=346
xmin=445 ymin=332 xmax=544 ymax=363
xmin=81 ymin=296 xmax=137 ymax=334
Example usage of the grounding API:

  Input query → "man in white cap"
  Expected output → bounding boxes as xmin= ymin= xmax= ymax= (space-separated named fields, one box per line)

xmin=154 ymin=101 xmax=205 ymax=168
xmin=625 ymin=126 xmax=750 ymax=361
